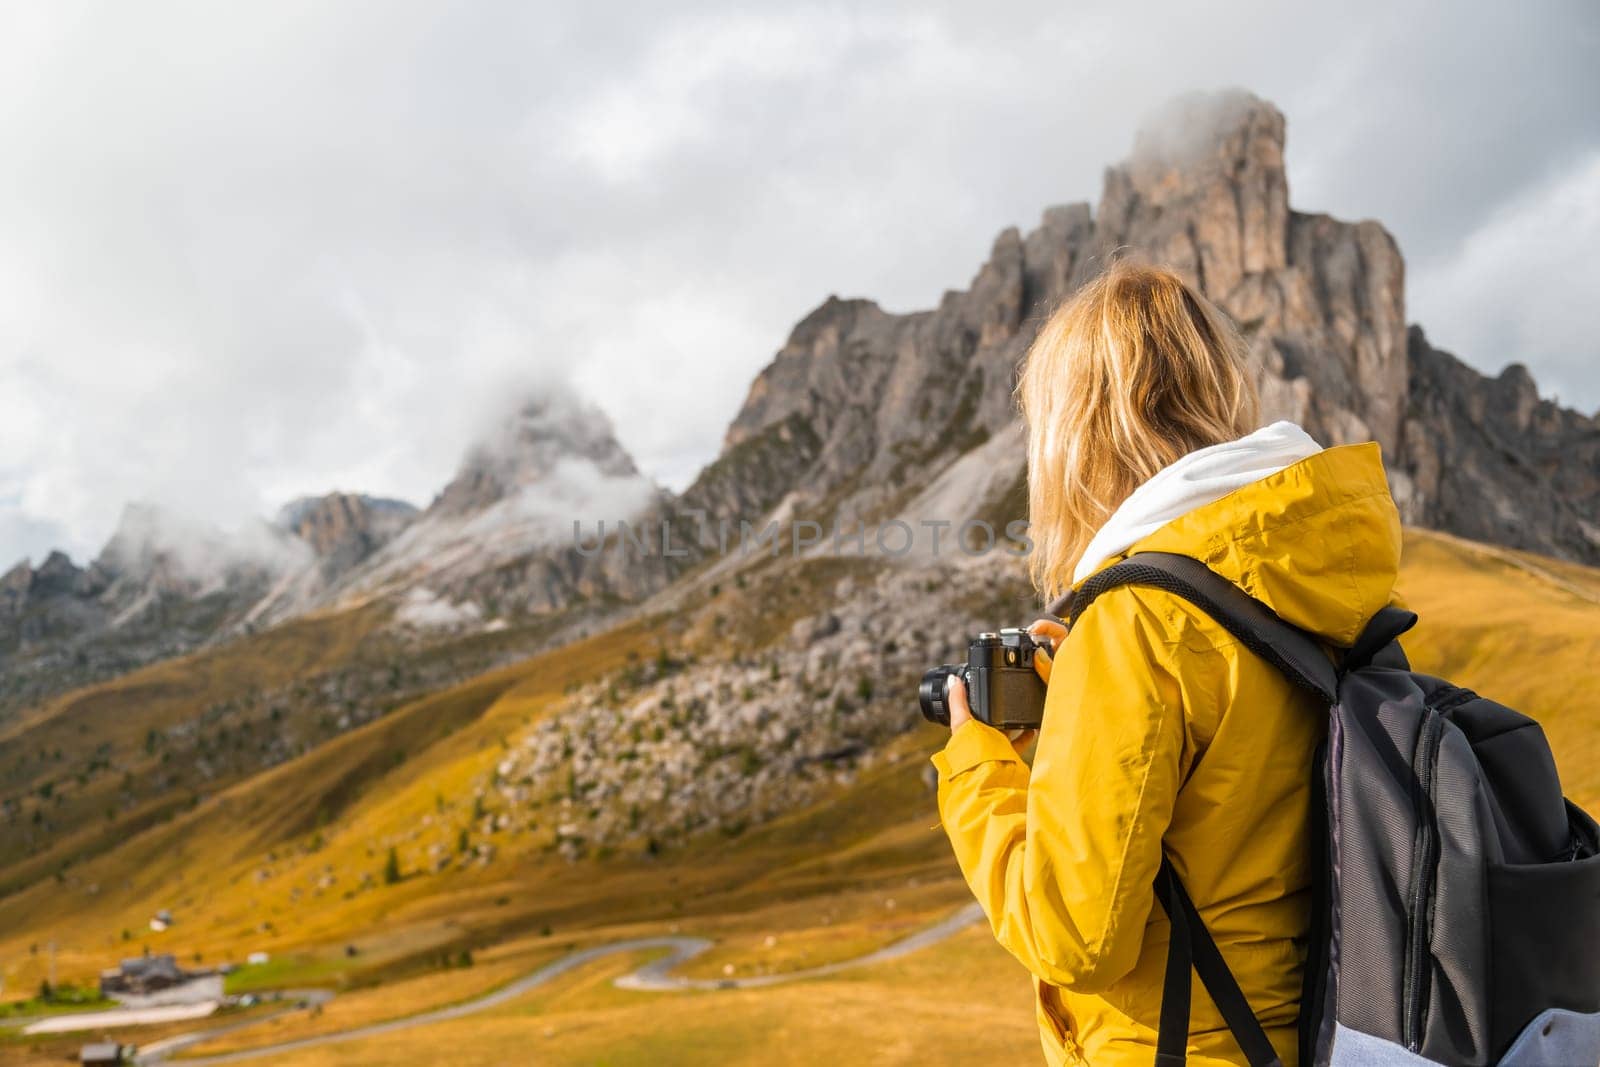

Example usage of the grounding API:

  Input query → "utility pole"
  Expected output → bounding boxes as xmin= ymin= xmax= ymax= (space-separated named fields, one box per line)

xmin=47 ymin=940 xmax=56 ymax=991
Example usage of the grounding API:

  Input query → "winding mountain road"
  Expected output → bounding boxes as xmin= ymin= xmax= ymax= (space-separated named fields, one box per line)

xmin=136 ymin=902 xmax=985 ymax=1064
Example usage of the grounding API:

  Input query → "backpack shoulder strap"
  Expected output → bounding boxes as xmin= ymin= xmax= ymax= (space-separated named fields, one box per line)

xmin=1066 ymin=551 xmax=1307 ymax=1067
xmin=1157 ymin=857 xmax=1285 ymax=1067
xmin=1343 ymin=605 xmax=1418 ymax=671
xmin=1066 ymin=551 xmax=1339 ymax=704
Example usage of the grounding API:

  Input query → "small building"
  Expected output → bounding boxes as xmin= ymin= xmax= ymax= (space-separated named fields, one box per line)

xmin=98 ymin=952 xmax=223 ymax=1008
xmin=80 ymin=1043 xmax=125 ymax=1065
xmin=99 ymin=953 xmax=185 ymax=997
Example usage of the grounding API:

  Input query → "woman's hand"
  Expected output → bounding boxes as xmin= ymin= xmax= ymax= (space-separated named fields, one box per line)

xmin=1027 ymin=618 xmax=1067 ymax=685
xmin=944 ymin=674 xmax=1038 ymax=754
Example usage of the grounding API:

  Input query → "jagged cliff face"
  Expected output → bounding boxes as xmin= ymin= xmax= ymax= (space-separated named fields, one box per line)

xmin=277 ymin=494 xmax=418 ymax=581
xmin=707 ymin=90 xmax=1596 ymax=564
xmin=1402 ymin=328 xmax=1600 ymax=559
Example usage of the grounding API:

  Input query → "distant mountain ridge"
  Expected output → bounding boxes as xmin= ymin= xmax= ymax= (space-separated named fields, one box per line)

xmin=0 ymin=503 xmax=304 ymax=713
xmin=4 ymin=89 xmax=1596 ymax=717
xmin=0 ymin=392 xmax=663 ymax=713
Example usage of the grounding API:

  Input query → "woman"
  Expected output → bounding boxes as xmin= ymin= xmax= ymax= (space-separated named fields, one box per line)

xmin=933 ymin=262 xmax=1401 ymax=1066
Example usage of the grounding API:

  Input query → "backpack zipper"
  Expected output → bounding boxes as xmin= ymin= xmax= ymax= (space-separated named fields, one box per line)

xmin=1402 ymin=708 xmax=1445 ymax=1052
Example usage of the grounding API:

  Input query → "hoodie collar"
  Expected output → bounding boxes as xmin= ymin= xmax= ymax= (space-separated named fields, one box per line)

xmin=1073 ymin=421 xmax=1324 ymax=584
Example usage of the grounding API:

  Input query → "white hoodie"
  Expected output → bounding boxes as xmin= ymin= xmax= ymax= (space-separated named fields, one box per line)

xmin=1072 ymin=420 xmax=1324 ymax=584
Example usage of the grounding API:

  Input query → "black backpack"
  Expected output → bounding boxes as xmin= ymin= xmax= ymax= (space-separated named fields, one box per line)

xmin=1068 ymin=552 xmax=1600 ymax=1067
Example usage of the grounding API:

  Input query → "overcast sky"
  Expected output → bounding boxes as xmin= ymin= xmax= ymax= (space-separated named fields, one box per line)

xmin=2 ymin=0 xmax=1596 ymax=567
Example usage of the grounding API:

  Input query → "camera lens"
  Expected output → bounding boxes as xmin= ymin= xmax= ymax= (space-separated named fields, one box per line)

xmin=918 ymin=665 xmax=964 ymax=726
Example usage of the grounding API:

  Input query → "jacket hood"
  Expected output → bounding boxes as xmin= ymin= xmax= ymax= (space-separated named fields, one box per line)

xmin=1073 ymin=421 xmax=1324 ymax=584
xmin=1077 ymin=441 xmax=1402 ymax=647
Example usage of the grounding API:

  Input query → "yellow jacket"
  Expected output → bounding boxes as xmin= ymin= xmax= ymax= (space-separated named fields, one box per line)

xmin=933 ymin=443 xmax=1401 ymax=1066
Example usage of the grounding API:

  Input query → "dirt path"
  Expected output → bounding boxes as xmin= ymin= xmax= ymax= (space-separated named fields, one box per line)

xmin=617 ymin=901 xmax=984 ymax=991
xmin=136 ymin=902 xmax=985 ymax=1064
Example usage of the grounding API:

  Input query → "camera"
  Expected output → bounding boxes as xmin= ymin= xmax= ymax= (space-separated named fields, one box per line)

xmin=919 ymin=628 xmax=1049 ymax=730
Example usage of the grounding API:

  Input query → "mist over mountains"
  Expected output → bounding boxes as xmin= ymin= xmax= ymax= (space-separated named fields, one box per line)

xmin=0 ymin=389 xmax=668 ymax=712
xmin=3 ymin=90 xmax=1596 ymax=715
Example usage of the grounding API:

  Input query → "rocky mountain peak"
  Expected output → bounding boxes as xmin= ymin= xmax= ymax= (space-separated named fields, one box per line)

xmin=1100 ymin=89 xmax=1290 ymax=291
xmin=1490 ymin=362 xmax=1542 ymax=430
xmin=312 ymin=387 xmax=665 ymax=620
xmin=0 ymin=551 xmax=96 ymax=617
xmin=95 ymin=502 xmax=195 ymax=583
xmin=1122 ymin=90 xmax=1286 ymax=194
xmin=275 ymin=493 xmax=418 ymax=573
xmin=2 ymin=554 xmax=59 ymax=600
xmin=721 ymin=297 xmax=891 ymax=454
xmin=31 ymin=550 xmax=83 ymax=594
xmin=1092 ymin=89 xmax=1408 ymax=455
xmin=432 ymin=391 xmax=640 ymax=518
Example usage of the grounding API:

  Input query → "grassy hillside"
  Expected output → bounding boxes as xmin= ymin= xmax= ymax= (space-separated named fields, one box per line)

xmin=0 ymin=603 xmax=407 ymax=895
xmin=1395 ymin=528 xmax=1600 ymax=810
xmin=0 ymin=554 xmax=948 ymax=993
xmin=0 ymin=595 xmax=614 ymax=901
xmin=0 ymin=528 xmax=1595 ymax=1065
xmin=181 ymin=924 xmax=1044 ymax=1067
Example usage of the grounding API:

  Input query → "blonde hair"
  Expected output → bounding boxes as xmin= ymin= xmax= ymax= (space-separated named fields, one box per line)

xmin=1017 ymin=261 xmax=1259 ymax=601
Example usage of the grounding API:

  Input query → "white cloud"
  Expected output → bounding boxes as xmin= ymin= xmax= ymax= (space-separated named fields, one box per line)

xmin=394 ymin=587 xmax=483 ymax=630
xmin=1409 ymin=152 xmax=1600 ymax=412
xmin=561 ymin=10 xmax=921 ymax=184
